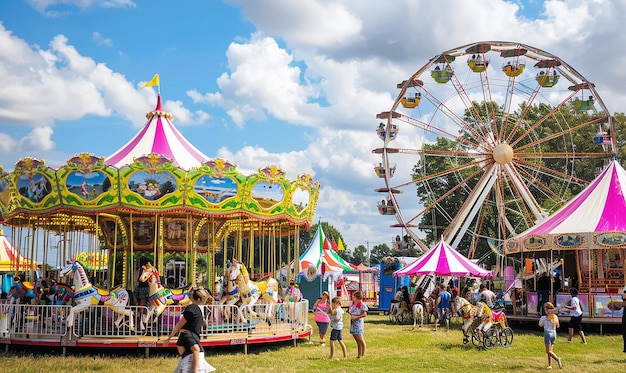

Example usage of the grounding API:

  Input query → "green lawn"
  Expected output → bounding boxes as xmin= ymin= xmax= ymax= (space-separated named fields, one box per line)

xmin=0 ymin=314 xmax=624 ymax=372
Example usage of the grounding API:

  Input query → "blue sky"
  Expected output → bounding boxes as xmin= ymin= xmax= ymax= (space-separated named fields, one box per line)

xmin=1 ymin=0 xmax=626 ymax=254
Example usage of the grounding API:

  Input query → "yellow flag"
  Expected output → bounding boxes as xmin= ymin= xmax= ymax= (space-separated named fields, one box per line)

xmin=337 ymin=238 xmax=346 ymax=251
xmin=142 ymin=74 xmax=160 ymax=88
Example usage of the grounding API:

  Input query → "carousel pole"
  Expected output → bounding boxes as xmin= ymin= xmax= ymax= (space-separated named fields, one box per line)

xmin=188 ymin=214 xmax=195 ymax=286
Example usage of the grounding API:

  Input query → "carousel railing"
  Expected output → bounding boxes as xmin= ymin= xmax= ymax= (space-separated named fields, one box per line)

xmin=1 ymin=300 xmax=310 ymax=341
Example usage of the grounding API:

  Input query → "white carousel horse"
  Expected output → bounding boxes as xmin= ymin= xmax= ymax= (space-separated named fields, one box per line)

xmin=59 ymin=260 xmax=135 ymax=330
xmin=412 ymin=303 xmax=424 ymax=330
xmin=454 ymin=296 xmax=486 ymax=344
xmin=226 ymin=259 xmax=280 ymax=324
xmin=138 ymin=263 xmax=192 ymax=324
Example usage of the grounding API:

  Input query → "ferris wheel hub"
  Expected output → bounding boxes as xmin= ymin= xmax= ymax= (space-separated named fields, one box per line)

xmin=493 ymin=143 xmax=513 ymax=165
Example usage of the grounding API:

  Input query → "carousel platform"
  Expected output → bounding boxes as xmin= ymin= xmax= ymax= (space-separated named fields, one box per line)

xmin=0 ymin=301 xmax=312 ymax=356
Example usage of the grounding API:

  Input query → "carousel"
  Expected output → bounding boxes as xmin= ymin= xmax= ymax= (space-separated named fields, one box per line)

xmin=0 ymin=94 xmax=319 ymax=354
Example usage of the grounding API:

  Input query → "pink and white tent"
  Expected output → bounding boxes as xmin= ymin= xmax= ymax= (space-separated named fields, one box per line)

xmin=505 ymin=160 xmax=626 ymax=253
xmin=393 ymin=239 xmax=492 ymax=277
xmin=106 ymin=96 xmax=209 ymax=169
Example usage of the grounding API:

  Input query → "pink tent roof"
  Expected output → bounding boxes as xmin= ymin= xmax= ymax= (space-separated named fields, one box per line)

xmin=393 ymin=239 xmax=492 ymax=278
xmin=520 ymin=160 xmax=626 ymax=235
xmin=106 ymin=96 xmax=210 ymax=169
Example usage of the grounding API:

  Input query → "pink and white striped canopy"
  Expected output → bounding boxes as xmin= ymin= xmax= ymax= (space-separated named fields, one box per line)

xmin=106 ymin=96 xmax=209 ymax=169
xmin=521 ymin=160 xmax=626 ymax=235
xmin=393 ymin=239 xmax=492 ymax=278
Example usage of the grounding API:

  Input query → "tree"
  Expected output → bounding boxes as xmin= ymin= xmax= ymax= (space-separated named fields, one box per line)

xmin=352 ymin=244 xmax=368 ymax=266
xmin=370 ymin=243 xmax=392 ymax=265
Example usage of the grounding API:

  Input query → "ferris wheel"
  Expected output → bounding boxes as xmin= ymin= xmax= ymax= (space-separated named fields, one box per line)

xmin=374 ymin=41 xmax=615 ymax=258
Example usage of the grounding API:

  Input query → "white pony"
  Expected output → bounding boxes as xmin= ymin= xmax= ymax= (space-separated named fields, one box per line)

xmin=412 ymin=303 xmax=424 ymax=329
xmin=59 ymin=260 xmax=135 ymax=331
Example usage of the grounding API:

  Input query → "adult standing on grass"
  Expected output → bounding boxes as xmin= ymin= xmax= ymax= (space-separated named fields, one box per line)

xmin=313 ymin=291 xmax=331 ymax=346
xmin=539 ymin=302 xmax=562 ymax=369
xmin=563 ymin=287 xmax=587 ymax=344
xmin=433 ymin=283 xmax=451 ymax=332
xmin=349 ymin=290 xmax=368 ymax=359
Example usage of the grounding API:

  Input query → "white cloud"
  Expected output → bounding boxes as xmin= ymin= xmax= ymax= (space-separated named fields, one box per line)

xmin=92 ymin=32 xmax=112 ymax=47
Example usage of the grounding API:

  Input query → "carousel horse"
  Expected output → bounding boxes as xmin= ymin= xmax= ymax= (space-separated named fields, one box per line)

xmin=226 ymin=259 xmax=280 ymax=324
xmin=454 ymin=296 xmax=486 ymax=344
xmin=412 ymin=302 xmax=424 ymax=330
xmin=8 ymin=276 xmax=40 ymax=304
xmin=138 ymin=263 xmax=192 ymax=324
xmin=59 ymin=260 xmax=135 ymax=330
xmin=479 ymin=302 xmax=508 ymax=332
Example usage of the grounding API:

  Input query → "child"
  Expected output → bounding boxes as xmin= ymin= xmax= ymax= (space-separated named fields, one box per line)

xmin=349 ymin=290 xmax=368 ymax=359
xmin=539 ymin=302 xmax=562 ymax=369
xmin=329 ymin=296 xmax=347 ymax=360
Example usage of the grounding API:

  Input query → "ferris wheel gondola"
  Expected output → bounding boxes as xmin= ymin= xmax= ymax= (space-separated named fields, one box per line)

xmin=374 ymin=41 xmax=615 ymax=258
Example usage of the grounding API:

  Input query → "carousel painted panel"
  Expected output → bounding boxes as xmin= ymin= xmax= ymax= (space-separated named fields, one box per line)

xmin=56 ymin=154 xmax=120 ymax=210
xmin=164 ymin=218 xmax=190 ymax=250
xmin=11 ymin=158 xmax=60 ymax=213
xmin=244 ymin=166 xmax=288 ymax=217
xmin=186 ymin=160 xmax=243 ymax=212
xmin=554 ymin=233 xmax=585 ymax=249
xmin=592 ymin=294 xmax=625 ymax=318
xmin=285 ymin=173 xmax=320 ymax=222
xmin=118 ymin=154 xmax=186 ymax=211
xmin=99 ymin=217 xmax=127 ymax=249
xmin=594 ymin=232 xmax=626 ymax=248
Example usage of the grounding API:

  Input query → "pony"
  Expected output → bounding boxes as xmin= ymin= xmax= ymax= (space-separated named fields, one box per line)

xmin=454 ymin=296 xmax=486 ymax=344
xmin=412 ymin=303 xmax=424 ymax=329
xmin=226 ymin=259 xmax=279 ymax=324
xmin=138 ymin=263 xmax=192 ymax=324
xmin=59 ymin=260 xmax=135 ymax=330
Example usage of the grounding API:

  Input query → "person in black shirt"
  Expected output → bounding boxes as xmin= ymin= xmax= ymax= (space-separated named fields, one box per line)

xmin=166 ymin=287 xmax=211 ymax=372
xmin=537 ymin=272 xmax=551 ymax=315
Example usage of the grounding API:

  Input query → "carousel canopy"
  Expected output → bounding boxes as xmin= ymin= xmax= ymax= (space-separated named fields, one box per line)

xmin=393 ymin=239 xmax=492 ymax=278
xmin=299 ymin=225 xmax=357 ymax=281
xmin=523 ymin=160 xmax=626 ymax=235
xmin=0 ymin=228 xmax=33 ymax=272
xmin=106 ymin=95 xmax=209 ymax=169
xmin=506 ymin=160 xmax=626 ymax=253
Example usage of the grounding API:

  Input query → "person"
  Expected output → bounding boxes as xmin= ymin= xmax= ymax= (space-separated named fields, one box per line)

xmin=414 ymin=288 xmax=425 ymax=307
xmin=539 ymin=302 xmax=562 ymax=369
xmin=390 ymin=287 xmax=402 ymax=315
xmin=349 ymin=290 xmax=368 ymax=359
xmin=564 ymin=287 xmax=587 ymax=344
xmin=166 ymin=287 xmax=214 ymax=373
xmin=479 ymin=283 xmax=496 ymax=308
xmin=433 ymin=283 xmax=451 ymax=332
xmin=313 ymin=291 xmax=331 ymax=346
xmin=537 ymin=272 xmax=551 ymax=314
xmin=328 ymin=296 xmax=347 ymax=360
xmin=400 ymin=286 xmax=410 ymax=312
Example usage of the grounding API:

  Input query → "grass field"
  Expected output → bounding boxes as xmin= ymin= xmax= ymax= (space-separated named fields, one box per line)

xmin=0 ymin=314 xmax=624 ymax=373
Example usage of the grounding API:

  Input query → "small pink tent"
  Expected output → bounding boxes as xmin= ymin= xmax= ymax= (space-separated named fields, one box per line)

xmin=393 ymin=239 xmax=492 ymax=278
